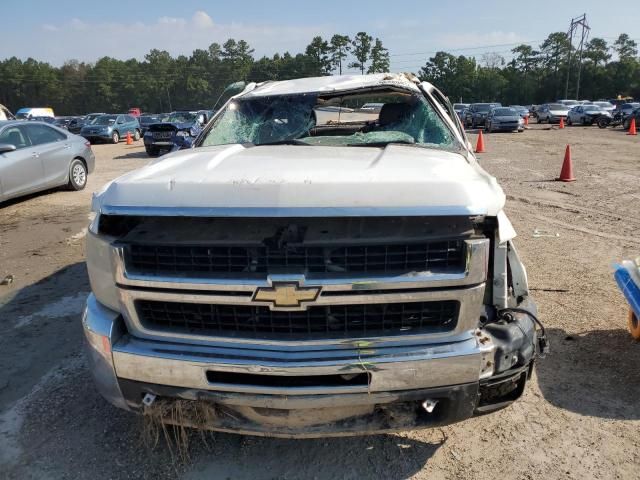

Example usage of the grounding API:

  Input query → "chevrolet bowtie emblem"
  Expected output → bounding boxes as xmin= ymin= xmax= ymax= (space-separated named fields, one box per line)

xmin=253 ymin=283 xmax=321 ymax=309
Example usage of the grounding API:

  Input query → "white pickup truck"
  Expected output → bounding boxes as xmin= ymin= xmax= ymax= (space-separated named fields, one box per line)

xmin=83 ymin=73 xmax=544 ymax=437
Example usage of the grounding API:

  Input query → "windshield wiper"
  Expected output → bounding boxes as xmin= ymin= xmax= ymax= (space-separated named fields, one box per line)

xmin=346 ymin=140 xmax=416 ymax=147
xmin=259 ymin=139 xmax=309 ymax=146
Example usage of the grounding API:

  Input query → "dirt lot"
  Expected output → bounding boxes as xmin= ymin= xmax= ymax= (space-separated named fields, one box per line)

xmin=1 ymin=125 xmax=639 ymax=480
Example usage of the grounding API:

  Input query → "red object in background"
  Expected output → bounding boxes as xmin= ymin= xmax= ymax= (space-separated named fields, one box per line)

xmin=475 ymin=130 xmax=486 ymax=153
xmin=557 ymin=145 xmax=576 ymax=182
xmin=128 ymin=107 xmax=141 ymax=117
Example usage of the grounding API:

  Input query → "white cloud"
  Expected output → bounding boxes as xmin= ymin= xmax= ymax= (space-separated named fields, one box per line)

xmin=192 ymin=11 xmax=214 ymax=29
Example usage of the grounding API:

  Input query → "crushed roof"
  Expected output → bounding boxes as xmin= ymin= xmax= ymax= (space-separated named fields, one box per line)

xmin=241 ymin=73 xmax=422 ymax=98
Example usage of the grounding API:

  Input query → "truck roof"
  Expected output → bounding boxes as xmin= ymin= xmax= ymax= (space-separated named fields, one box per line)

xmin=241 ymin=73 xmax=423 ymax=98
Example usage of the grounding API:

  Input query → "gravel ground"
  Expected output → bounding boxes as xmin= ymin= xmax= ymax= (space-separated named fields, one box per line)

xmin=1 ymin=125 xmax=639 ymax=479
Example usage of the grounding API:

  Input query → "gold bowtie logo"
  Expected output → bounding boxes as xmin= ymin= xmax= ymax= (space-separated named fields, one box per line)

xmin=253 ymin=283 xmax=321 ymax=309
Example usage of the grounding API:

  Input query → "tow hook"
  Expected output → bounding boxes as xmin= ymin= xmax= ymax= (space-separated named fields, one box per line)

xmin=142 ymin=393 xmax=157 ymax=407
xmin=422 ymin=399 xmax=438 ymax=413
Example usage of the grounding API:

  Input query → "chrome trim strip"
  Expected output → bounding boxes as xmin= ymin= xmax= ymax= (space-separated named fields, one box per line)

xmin=117 ymin=283 xmax=485 ymax=347
xmin=112 ymin=335 xmax=484 ymax=395
xmin=112 ymin=239 xmax=489 ymax=292
xmin=100 ymin=205 xmax=488 ymax=217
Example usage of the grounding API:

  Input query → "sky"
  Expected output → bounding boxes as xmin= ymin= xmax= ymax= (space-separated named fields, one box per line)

xmin=2 ymin=0 xmax=639 ymax=71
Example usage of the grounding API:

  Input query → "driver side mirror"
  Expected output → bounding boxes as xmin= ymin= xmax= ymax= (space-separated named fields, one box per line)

xmin=0 ymin=143 xmax=17 ymax=154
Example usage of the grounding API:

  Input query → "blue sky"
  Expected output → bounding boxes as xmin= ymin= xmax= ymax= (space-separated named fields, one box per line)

xmin=2 ymin=1 xmax=639 ymax=70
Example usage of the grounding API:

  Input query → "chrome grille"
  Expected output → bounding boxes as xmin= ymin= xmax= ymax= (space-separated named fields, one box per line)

xmin=135 ymin=299 xmax=459 ymax=339
xmin=127 ymin=240 xmax=466 ymax=275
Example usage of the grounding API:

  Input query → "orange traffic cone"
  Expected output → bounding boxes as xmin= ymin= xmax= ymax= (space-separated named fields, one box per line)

xmin=627 ymin=117 xmax=637 ymax=136
xmin=524 ymin=115 xmax=529 ymax=126
xmin=557 ymin=145 xmax=575 ymax=182
xmin=475 ymin=130 xmax=486 ymax=153
xmin=559 ymin=117 xmax=565 ymax=129
xmin=126 ymin=132 xmax=133 ymax=145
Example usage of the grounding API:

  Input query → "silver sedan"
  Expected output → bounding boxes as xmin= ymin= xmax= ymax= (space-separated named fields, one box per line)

xmin=0 ymin=120 xmax=95 ymax=202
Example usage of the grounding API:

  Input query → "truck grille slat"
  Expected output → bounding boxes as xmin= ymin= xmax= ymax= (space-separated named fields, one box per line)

xmin=128 ymin=240 xmax=465 ymax=275
xmin=136 ymin=300 xmax=459 ymax=339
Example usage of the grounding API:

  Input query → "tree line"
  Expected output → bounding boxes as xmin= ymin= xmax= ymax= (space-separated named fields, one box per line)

xmin=0 ymin=31 xmax=637 ymax=115
xmin=419 ymin=33 xmax=639 ymax=104
xmin=0 ymin=33 xmax=389 ymax=115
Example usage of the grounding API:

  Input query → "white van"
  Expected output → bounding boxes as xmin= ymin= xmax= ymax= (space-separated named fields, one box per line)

xmin=15 ymin=107 xmax=55 ymax=120
xmin=0 ymin=104 xmax=14 ymax=121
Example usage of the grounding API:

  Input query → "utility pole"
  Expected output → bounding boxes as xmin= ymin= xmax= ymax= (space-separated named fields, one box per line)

xmin=564 ymin=14 xmax=590 ymax=99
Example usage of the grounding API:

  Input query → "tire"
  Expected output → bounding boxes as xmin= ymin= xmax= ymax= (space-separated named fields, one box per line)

xmin=623 ymin=119 xmax=630 ymax=130
xmin=133 ymin=129 xmax=141 ymax=141
xmin=67 ymin=158 xmax=87 ymax=191
xmin=628 ymin=309 xmax=640 ymax=340
xmin=111 ymin=131 xmax=120 ymax=144
xmin=566 ymin=117 xmax=572 ymax=126
xmin=597 ymin=118 xmax=609 ymax=129
xmin=145 ymin=146 xmax=160 ymax=157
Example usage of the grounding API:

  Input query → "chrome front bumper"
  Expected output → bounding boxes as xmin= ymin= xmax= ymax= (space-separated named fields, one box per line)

xmin=83 ymin=294 xmax=494 ymax=404
xmin=83 ymin=294 xmax=538 ymax=436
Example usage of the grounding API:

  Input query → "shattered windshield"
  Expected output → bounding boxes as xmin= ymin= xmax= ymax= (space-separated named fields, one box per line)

xmin=199 ymin=89 xmax=459 ymax=150
xmin=164 ymin=112 xmax=196 ymax=124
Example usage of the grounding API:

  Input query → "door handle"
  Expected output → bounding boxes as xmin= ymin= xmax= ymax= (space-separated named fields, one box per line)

xmin=64 ymin=144 xmax=71 ymax=149
xmin=31 ymin=152 xmax=39 ymax=158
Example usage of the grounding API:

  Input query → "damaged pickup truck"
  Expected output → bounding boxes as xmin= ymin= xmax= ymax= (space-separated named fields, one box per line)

xmin=84 ymin=73 xmax=546 ymax=437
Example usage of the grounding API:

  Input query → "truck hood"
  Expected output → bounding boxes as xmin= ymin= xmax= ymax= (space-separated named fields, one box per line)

xmin=93 ymin=144 xmax=505 ymax=217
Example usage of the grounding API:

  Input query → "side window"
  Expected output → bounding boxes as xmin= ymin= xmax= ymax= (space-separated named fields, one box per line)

xmin=25 ymin=124 xmax=66 ymax=146
xmin=0 ymin=126 xmax=31 ymax=149
xmin=126 ymin=115 xmax=135 ymax=123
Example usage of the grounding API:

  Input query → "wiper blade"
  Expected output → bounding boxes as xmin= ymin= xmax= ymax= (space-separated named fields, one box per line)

xmin=259 ymin=139 xmax=309 ymax=146
xmin=346 ymin=140 xmax=416 ymax=147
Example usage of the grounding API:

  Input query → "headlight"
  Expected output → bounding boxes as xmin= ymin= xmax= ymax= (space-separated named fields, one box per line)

xmin=86 ymin=230 xmax=119 ymax=311
xmin=176 ymin=130 xmax=190 ymax=137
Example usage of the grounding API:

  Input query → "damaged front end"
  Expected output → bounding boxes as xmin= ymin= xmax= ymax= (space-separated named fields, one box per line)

xmin=83 ymin=211 xmax=543 ymax=437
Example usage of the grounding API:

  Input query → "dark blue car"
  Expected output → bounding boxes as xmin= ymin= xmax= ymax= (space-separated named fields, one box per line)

xmin=143 ymin=111 xmax=208 ymax=157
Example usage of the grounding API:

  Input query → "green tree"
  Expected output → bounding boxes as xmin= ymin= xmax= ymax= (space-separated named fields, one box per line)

xmin=368 ymin=38 xmax=389 ymax=73
xmin=349 ymin=32 xmax=373 ymax=74
xmin=305 ymin=36 xmax=332 ymax=76
xmin=329 ymin=34 xmax=351 ymax=74
xmin=613 ymin=33 xmax=638 ymax=61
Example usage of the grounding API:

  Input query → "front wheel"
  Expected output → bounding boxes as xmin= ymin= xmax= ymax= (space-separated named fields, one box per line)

xmin=111 ymin=131 xmax=120 ymax=144
xmin=67 ymin=159 xmax=87 ymax=191
xmin=597 ymin=117 xmax=609 ymax=129
xmin=566 ymin=117 xmax=572 ymax=126
xmin=133 ymin=129 xmax=141 ymax=141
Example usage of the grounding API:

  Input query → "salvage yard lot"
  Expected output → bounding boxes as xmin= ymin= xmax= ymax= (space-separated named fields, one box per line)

xmin=1 ymin=125 xmax=640 ymax=479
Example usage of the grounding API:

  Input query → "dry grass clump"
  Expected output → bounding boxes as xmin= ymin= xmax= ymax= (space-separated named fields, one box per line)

xmin=142 ymin=399 xmax=217 ymax=462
